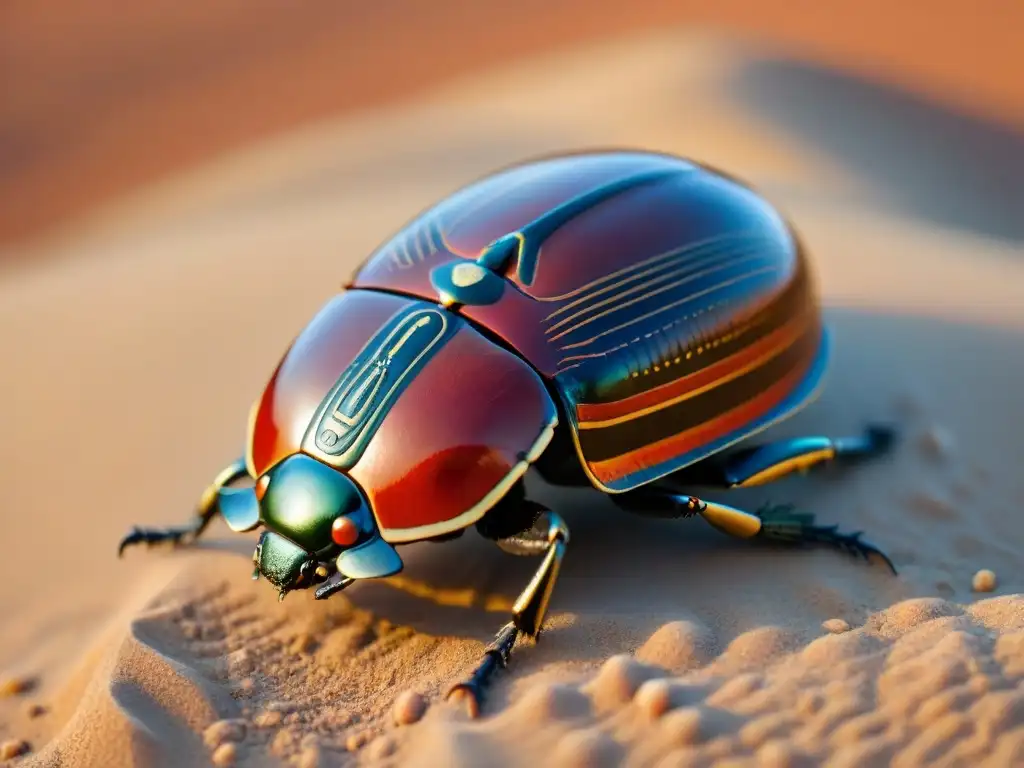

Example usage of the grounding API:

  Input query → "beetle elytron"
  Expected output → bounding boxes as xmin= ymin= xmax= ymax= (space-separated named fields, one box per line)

xmin=119 ymin=150 xmax=897 ymax=716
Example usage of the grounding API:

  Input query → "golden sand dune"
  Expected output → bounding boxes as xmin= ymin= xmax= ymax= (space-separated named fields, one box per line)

xmin=1 ymin=30 xmax=1022 ymax=768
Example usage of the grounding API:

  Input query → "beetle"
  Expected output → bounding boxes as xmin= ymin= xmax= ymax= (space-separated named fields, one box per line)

xmin=119 ymin=149 xmax=897 ymax=717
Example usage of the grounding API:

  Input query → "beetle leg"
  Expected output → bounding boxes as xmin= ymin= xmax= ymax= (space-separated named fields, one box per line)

xmin=752 ymin=501 xmax=897 ymax=574
xmin=614 ymin=492 xmax=896 ymax=574
xmin=118 ymin=457 xmax=250 ymax=556
xmin=446 ymin=506 xmax=569 ymax=719
xmin=660 ymin=424 xmax=898 ymax=490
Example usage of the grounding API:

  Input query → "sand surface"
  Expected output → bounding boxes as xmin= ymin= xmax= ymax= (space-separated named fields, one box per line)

xmin=1 ymin=29 xmax=1023 ymax=768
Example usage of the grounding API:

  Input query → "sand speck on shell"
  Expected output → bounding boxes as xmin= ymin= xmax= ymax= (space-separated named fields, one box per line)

xmin=972 ymin=569 xmax=998 ymax=592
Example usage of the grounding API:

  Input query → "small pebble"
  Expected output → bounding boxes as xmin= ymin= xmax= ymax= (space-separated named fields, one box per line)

xmin=284 ymin=712 xmax=301 ymax=725
xmin=393 ymin=690 xmax=428 ymax=726
xmin=270 ymin=729 xmax=297 ymax=757
xmin=823 ymin=618 xmax=852 ymax=634
xmin=634 ymin=679 xmax=672 ymax=719
xmin=203 ymin=719 xmax=247 ymax=749
xmin=346 ymin=731 xmax=370 ymax=751
xmin=300 ymin=734 xmax=319 ymax=750
xmin=253 ymin=710 xmax=284 ymax=728
xmin=227 ymin=649 xmax=253 ymax=675
xmin=316 ymin=708 xmax=353 ymax=729
xmin=24 ymin=703 xmax=47 ymax=718
xmin=973 ymin=569 xmax=997 ymax=593
xmin=211 ymin=743 xmax=237 ymax=766
xmin=297 ymin=745 xmax=321 ymax=768
xmin=234 ymin=678 xmax=255 ymax=697
xmin=0 ymin=677 xmax=35 ymax=698
xmin=0 ymin=740 xmax=30 ymax=759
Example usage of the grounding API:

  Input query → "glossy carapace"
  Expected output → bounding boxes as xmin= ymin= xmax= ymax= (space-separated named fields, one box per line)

xmin=120 ymin=150 xmax=897 ymax=718
xmin=351 ymin=150 xmax=825 ymax=492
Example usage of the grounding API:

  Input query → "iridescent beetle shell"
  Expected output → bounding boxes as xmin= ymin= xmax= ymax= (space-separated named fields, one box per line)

xmin=242 ymin=149 xmax=827 ymax=589
xmin=350 ymin=150 xmax=826 ymax=492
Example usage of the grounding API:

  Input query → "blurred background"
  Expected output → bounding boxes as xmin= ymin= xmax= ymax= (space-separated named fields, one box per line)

xmin=1 ymin=0 xmax=1022 ymax=687
xmin=2 ymin=0 xmax=1022 ymax=259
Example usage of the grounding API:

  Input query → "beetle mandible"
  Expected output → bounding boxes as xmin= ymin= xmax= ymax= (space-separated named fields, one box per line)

xmin=119 ymin=150 xmax=897 ymax=716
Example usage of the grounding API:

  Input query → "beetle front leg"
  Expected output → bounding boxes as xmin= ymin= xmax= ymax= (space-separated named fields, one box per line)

xmin=446 ymin=505 xmax=569 ymax=719
xmin=118 ymin=457 xmax=250 ymax=556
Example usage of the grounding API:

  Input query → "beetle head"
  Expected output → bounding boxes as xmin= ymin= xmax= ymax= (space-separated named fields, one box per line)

xmin=223 ymin=453 xmax=402 ymax=599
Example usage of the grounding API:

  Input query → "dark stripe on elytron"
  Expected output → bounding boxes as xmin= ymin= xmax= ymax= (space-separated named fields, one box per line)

xmin=300 ymin=302 xmax=459 ymax=470
xmin=561 ymin=265 xmax=811 ymax=404
xmin=576 ymin=323 xmax=819 ymax=462
xmin=477 ymin=168 xmax=684 ymax=287
xmin=543 ymin=231 xmax=781 ymax=329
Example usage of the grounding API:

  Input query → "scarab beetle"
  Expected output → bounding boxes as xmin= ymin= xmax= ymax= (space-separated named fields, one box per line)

xmin=119 ymin=149 xmax=897 ymax=716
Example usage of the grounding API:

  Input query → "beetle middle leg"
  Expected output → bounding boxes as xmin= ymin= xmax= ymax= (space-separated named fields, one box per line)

xmin=446 ymin=501 xmax=569 ymax=719
xmin=614 ymin=491 xmax=896 ymax=574
xmin=118 ymin=457 xmax=250 ymax=556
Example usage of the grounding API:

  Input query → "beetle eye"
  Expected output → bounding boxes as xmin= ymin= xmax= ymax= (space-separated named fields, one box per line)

xmin=331 ymin=515 xmax=360 ymax=546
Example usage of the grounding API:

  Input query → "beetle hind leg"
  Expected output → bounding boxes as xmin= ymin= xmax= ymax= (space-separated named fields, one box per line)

xmin=118 ymin=457 xmax=250 ymax=557
xmin=752 ymin=501 xmax=896 ymax=574
xmin=446 ymin=503 xmax=569 ymax=719
xmin=615 ymin=491 xmax=896 ymax=574
xmin=664 ymin=423 xmax=898 ymax=490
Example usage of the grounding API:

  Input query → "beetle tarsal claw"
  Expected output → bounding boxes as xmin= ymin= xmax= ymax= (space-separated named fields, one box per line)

xmin=117 ymin=524 xmax=197 ymax=557
xmin=444 ymin=621 xmax=519 ymax=719
xmin=314 ymin=572 xmax=355 ymax=600
xmin=754 ymin=502 xmax=899 ymax=575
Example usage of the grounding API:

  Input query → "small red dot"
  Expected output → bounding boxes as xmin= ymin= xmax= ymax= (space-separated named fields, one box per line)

xmin=331 ymin=516 xmax=359 ymax=546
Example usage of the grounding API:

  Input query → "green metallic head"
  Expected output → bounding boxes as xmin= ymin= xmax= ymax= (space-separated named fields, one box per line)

xmin=220 ymin=453 xmax=402 ymax=599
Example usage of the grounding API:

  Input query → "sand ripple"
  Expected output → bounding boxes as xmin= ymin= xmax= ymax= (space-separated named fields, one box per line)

xmin=16 ymin=563 xmax=1023 ymax=768
xmin=390 ymin=596 xmax=1024 ymax=768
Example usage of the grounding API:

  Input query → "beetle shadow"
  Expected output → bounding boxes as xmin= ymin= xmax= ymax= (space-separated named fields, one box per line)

xmin=341 ymin=307 xmax=1024 ymax=694
xmin=725 ymin=51 xmax=1024 ymax=246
